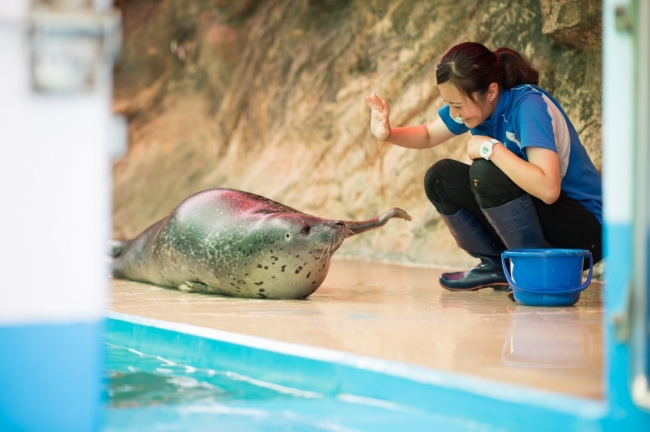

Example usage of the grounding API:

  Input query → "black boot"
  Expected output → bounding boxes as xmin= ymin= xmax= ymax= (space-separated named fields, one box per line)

xmin=481 ymin=194 xmax=552 ymax=250
xmin=438 ymin=208 xmax=508 ymax=291
xmin=481 ymin=194 xmax=552 ymax=301
xmin=440 ymin=254 xmax=510 ymax=290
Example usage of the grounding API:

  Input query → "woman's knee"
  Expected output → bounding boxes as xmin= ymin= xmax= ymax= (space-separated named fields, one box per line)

xmin=468 ymin=159 xmax=504 ymax=184
xmin=469 ymin=159 xmax=524 ymax=207
xmin=424 ymin=159 xmax=458 ymax=181
xmin=423 ymin=159 xmax=457 ymax=201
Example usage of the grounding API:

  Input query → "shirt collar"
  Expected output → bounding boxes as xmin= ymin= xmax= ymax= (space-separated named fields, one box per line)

xmin=483 ymin=87 xmax=512 ymax=128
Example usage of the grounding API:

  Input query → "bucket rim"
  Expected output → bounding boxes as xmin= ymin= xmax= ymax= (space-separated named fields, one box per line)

xmin=502 ymin=248 xmax=591 ymax=258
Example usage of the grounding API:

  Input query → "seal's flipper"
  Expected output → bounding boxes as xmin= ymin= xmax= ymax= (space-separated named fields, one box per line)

xmin=109 ymin=240 xmax=128 ymax=258
xmin=179 ymin=281 xmax=213 ymax=293
xmin=344 ymin=207 xmax=412 ymax=235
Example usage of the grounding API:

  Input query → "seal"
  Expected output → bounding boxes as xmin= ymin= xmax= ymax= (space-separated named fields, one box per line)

xmin=111 ymin=188 xmax=411 ymax=299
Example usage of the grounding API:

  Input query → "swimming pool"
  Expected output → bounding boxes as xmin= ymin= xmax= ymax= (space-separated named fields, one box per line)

xmin=104 ymin=312 xmax=605 ymax=431
xmin=104 ymin=342 xmax=460 ymax=431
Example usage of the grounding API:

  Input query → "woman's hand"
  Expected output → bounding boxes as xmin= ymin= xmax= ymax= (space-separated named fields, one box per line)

xmin=466 ymin=135 xmax=490 ymax=160
xmin=364 ymin=94 xmax=454 ymax=149
xmin=366 ymin=93 xmax=391 ymax=141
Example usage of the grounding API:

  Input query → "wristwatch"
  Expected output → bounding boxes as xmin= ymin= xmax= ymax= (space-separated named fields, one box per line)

xmin=479 ymin=139 xmax=499 ymax=160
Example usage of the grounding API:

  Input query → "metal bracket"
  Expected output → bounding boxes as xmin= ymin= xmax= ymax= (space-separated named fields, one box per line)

xmin=615 ymin=5 xmax=633 ymax=32
xmin=30 ymin=9 xmax=122 ymax=93
xmin=613 ymin=281 xmax=634 ymax=342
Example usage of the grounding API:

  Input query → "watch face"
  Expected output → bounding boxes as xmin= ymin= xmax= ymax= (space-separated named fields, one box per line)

xmin=480 ymin=141 xmax=493 ymax=160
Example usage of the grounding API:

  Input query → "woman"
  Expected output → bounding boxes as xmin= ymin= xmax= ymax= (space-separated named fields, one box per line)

xmin=366 ymin=42 xmax=602 ymax=297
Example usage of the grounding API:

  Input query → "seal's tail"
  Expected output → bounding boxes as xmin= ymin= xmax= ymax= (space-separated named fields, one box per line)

xmin=109 ymin=240 xmax=128 ymax=258
xmin=343 ymin=207 xmax=412 ymax=235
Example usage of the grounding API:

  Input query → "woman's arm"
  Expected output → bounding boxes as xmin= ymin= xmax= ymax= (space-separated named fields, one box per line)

xmin=366 ymin=93 xmax=456 ymax=149
xmin=467 ymin=135 xmax=562 ymax=204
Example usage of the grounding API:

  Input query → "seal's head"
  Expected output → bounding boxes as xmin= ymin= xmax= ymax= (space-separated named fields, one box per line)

xmin=242 ymin=212 xmax=348 ymax=299
xmin=258 ymin=212 xmax=347 ymax=254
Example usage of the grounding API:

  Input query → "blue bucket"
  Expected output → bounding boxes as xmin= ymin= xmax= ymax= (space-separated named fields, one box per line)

xmin=501 ymin=249 xmax=593 ymax=307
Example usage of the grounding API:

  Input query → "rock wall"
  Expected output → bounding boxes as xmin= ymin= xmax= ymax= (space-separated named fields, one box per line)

xmin=112 ymin=0 xmax=603 ymax=271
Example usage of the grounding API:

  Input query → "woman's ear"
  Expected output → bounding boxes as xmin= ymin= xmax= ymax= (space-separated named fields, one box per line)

xmin=486 ymin=82 xmax=499 ymax=102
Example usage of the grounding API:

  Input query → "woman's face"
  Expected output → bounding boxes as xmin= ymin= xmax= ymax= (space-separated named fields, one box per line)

xmin=438 ymin=82 xmax=498 ymax=129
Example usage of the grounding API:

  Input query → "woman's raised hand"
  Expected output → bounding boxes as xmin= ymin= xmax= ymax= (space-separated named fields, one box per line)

xmin=365 ymin=93 xmax=391 ymax=141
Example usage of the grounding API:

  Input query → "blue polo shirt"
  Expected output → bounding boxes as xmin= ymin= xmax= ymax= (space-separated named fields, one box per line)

xmin=438 ymin=84 xmax=603 ymax=224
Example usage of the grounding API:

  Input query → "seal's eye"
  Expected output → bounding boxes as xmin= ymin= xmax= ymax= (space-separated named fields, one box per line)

xmin=301 ymin=225 xmax=311 ymax=235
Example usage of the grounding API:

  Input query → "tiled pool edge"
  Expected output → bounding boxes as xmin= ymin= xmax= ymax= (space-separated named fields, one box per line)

xmin=107 ymin=312 xmax=607 ymax=431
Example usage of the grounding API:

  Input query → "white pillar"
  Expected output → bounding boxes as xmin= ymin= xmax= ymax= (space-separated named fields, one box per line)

xmin=0 ymin=0 xmax=120 ymax=430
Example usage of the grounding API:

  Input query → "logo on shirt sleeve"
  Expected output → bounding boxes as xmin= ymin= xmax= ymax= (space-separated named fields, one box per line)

xmin=505 ymin=131 xmax=521 ymax=147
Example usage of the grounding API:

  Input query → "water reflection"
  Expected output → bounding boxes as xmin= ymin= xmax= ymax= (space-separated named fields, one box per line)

xmin=501 ymin=306 xmax=593 ymax=368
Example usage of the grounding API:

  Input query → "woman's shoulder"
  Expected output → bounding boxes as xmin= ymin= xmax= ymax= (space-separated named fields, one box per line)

xmin=507 ymin=84 xmax=547 ymax=101
xmin=507 ymin=85 xmax=559 ymax=113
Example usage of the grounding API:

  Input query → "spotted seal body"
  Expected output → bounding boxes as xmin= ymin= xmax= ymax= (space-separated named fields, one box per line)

xmin=111 ymin=188 xmax=411 ymax=299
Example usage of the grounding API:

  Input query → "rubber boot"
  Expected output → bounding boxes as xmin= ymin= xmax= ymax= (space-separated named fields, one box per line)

xmin=438 ymin=208 xmax=508 ymax=291
xmin=481 ymin=194 xmax=552 ymax=301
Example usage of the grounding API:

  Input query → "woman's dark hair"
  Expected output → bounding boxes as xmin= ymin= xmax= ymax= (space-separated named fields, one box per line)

xmin=436 ymin=42 xmax=539 ymax=102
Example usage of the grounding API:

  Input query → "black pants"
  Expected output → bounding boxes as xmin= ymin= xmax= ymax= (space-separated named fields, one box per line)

xmin=423 ymin=159 xmax=602 ymax=265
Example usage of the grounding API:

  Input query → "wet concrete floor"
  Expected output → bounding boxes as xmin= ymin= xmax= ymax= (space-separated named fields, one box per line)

xmin=110 ymin=258 xmax=603 ymax=399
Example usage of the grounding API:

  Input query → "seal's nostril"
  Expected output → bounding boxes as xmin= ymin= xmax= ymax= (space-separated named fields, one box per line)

xmin=334 ymin=220 xmax=345 ymax=227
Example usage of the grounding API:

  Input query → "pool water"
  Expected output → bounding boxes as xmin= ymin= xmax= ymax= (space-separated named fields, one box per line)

xmin=103 ymin=342 xmax=485 ymax=431
xmin=105 ymin=343 xmax=318 ymax=408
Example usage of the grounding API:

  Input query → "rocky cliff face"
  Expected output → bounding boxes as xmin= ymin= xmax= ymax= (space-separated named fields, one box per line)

xmin=112 ymin=0 xmax=602 ymax=271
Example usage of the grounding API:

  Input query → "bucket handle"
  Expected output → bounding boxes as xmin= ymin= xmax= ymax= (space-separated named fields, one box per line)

xmin=501 ymin=251 xmax=594 ymax=293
